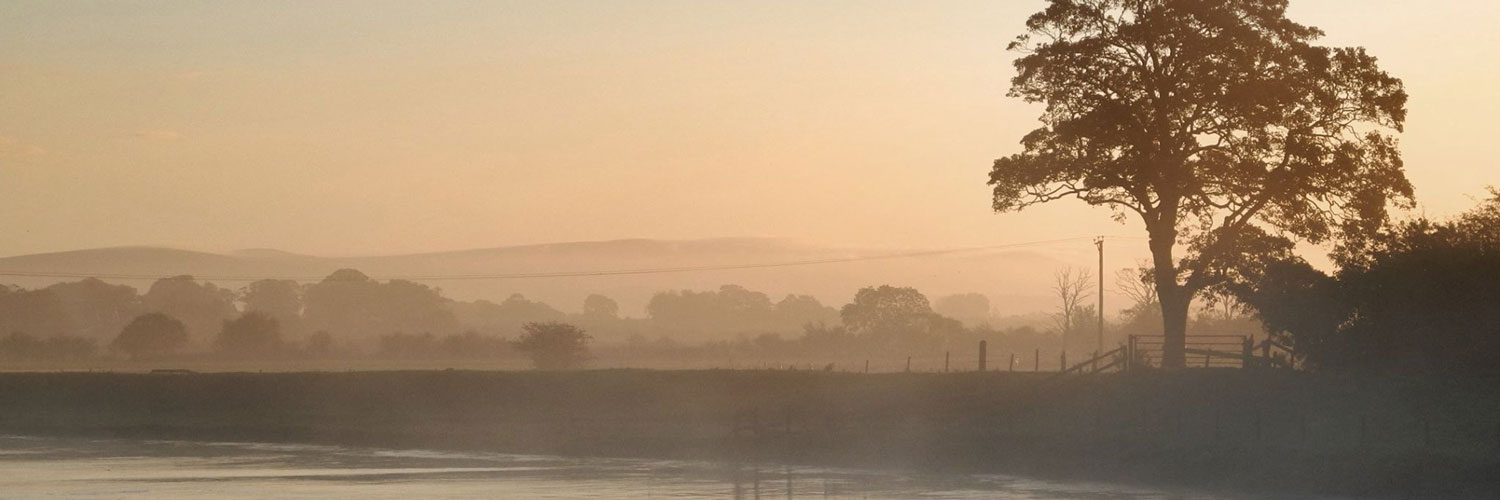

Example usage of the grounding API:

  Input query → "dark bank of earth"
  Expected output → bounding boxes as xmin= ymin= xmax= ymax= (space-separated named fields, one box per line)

xmin=1 ymin=369 xmax=1496 ymax=498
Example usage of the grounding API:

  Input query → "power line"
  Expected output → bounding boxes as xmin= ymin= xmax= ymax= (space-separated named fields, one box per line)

xmin=0 ymin=235 xmax=1145 ymax=283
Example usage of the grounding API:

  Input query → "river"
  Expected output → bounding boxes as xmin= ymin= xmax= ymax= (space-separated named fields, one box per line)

xmin=0 ymin=435 xmax=1278 ymax=499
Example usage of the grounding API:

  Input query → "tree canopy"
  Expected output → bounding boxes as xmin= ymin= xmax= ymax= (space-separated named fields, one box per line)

xmin=840 ymin=285 xmax=960 ymax=353
xmin=1236 ymin=191 xmax=1500 ymax=374
xmin=582 ymin=294 xmax=620 ymax=320
xmin=989 ymin=0 xmax=1409 ymax=367
xmin=144 ymin=276 xmax=237 ymax=340
xmin=214 ymin=311 xmax=285 ymax=358
xmin=240 ymin=279 xmax=303 ymax=335
xmin=112 ymin=312 xmax=189 ymax=360
xmin=302 ymin=269 xmax=459 ymax=339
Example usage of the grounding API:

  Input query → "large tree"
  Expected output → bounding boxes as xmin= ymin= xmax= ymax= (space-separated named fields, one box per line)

xmin=988 ymin=0 xmax=1410 ymax=367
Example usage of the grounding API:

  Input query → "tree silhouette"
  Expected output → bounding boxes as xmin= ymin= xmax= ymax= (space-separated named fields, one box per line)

xmin=512 ymin=322 xmax=591 ymax=370
xmin=840 ymin=285 xmax=958 ymax=353
xmin=304 ymin=330 xmax=335 ymax=358
xmin=0 ymin=286 xmax=69 ymax=340
xmin=646 ymin=285 xmax=776 ymax=338
xmin=840 ymin=285 xmax=932 ymax=334
xmin=0 ymin=332 xmax=96 ymax=361
xmin=1231 ymin=190 xmax=1500 ymax=373
xmin=143 ymin=275 xmax=237 ymax=341
xmin=302 ymin=269 xmax=459 ymax=341
xmin=1050 ymin=267 xmax=1093 ymax=348
xmin=45 ymin=278 xmax=143 ymax=341
xmin=112 ymin=312 xmax=189 ymax=360
xmin=582 ymin=294 xmax=620 ymax=320
xmin=1115 ymin=265 xmax=1163 ymax=337
xmin=241 ymin=279 xmax=302 ymax=335
xmin=1231 ymin=258 xmax=1344 ymax=368
xmin=214 ymin=311 xmax=284 ymax=358
xmin=989 ymin=0 xmax=1410 ymax=367
xmin=933 ymin=293 xmax=992 ymax=327
xmin=774 ymin=294 xmax=840 ymax=330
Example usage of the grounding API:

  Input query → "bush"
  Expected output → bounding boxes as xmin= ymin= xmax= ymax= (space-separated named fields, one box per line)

xmin=512 ymin=322 xmax=591 ymax=370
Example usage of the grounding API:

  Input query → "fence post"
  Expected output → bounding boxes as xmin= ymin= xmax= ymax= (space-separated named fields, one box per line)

xmin=944 ymin=351 xmax=950 ymax=373
xmin=1034 ymin=349 xmax=1040 ymax=372
xmin=1242 ymin=337 xmax=1253 ymax=369
xmin=1061 ymin=351 xmax=1067 ymax=373
xmin=905 ymin=356 xmax=911 ymax=373
xmin=1008 ymin=353 xmax=1015 ymax=372
xmin=978 ymin=341 xmax=987 ymax=372
xmin=864 ymin=360 xmax=869 ymax=374
xmin=1091 ymin=350 xmax=1098 ymax=373
xmin=1126 ymin=335 xmax=1135 ymax=372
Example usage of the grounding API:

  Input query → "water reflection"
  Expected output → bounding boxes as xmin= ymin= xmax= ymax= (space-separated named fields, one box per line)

xmin=0 ymin=436 xmax=1264 ymax=499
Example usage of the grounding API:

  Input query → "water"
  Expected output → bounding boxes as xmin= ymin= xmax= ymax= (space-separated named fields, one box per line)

xmin=0 ymin=436 xmax=1249 ymax=499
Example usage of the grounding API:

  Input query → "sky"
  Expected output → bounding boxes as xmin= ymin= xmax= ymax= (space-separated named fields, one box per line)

xmin=1 ymin=0 xmax=1496 ymax=260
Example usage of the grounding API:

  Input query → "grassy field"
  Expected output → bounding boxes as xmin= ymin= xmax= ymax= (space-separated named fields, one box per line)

xmin=1 ymin=368 xmax=1497 ymax=498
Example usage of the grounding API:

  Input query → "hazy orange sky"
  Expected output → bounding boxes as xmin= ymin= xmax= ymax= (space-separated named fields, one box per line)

xmin=1 ymin=0 xmax=1496 ymax=259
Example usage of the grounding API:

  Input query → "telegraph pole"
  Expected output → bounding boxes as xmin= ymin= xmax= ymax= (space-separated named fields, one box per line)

xmin=1095 ymin=236 xmax=1105 ymax=354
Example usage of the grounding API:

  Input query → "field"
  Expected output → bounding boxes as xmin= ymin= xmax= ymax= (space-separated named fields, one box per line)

xmin=1 ymin=369 xmax=1497 ymax=498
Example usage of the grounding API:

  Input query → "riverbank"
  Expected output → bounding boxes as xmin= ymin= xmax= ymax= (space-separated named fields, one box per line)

xmin=1 ymin=369 xmax=1496 ymax=498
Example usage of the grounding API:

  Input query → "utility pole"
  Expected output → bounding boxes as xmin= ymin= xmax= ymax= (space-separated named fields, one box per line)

xmin=1095 ymin=236 xmax=1105 ymax=355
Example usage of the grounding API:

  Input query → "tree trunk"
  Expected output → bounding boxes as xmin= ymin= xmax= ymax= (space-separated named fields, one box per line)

xmin=1149 ymin=224 xmax=1190 ymax=369
xmin=1159 ymin=288 xmax=1190 ymax=369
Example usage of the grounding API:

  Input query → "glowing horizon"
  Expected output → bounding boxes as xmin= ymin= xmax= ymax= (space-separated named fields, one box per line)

xmin=1 ymin=0 xmax=1495 ymax=259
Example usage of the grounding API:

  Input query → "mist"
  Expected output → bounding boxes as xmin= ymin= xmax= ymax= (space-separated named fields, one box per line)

xmin=5 ymin=0 xmax=1500 ymax=498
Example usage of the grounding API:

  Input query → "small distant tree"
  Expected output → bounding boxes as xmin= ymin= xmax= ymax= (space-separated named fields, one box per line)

xmin=303 ymin=330 xmax=335 ymax=358
xmin=0 ymin=332 xmax=44 ymax=361
xmin=512 ymin=321 xmax=591 ymax=370
xmin=143 ymin=275 xmax=237 ymax=339
xmin=241 ymin=279 xmax=303 ymax=334
xmin=582 ymin=294 xmax=620 ymax=320
xmin=933 ymin=293 xmax=993 ymax=327
xmin=840 ymin=285 xmax=934 ymax=334
xmin=0 ymin=332 xmax=96 ymax=362
xmin=214 ymin=311 xmax=284 ymax=358
xmin=112 ymin=313 xmax=189 ymax=360
xmin=840 ymin=285 xmax=958 ymax=353
xmin=1050 ymin=268 xmax=1093 ymax=343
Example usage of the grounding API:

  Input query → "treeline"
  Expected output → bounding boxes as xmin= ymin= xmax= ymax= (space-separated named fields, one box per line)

xmin=0 ymin=265 xmax=1269 ymax=367
xmin=1232 ymin=190 xmax=1500 ymax=375
xmin=0 ymin=269 xmax=993 ymax=363
xmin=0 ymin=264 xmax=1117 ymax=367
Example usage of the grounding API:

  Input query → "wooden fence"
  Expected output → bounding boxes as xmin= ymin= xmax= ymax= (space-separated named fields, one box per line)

xmin=1125 ymin=334 xmax=1297 ymax=370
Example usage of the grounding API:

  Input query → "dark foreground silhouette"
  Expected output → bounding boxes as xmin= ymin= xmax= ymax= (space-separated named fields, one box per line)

xmin=1 ymin=369 xmax=1496 ymax=498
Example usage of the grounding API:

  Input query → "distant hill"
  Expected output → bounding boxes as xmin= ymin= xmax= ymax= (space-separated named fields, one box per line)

xmin=0 ymin=238 xmax=1127 ymax=320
